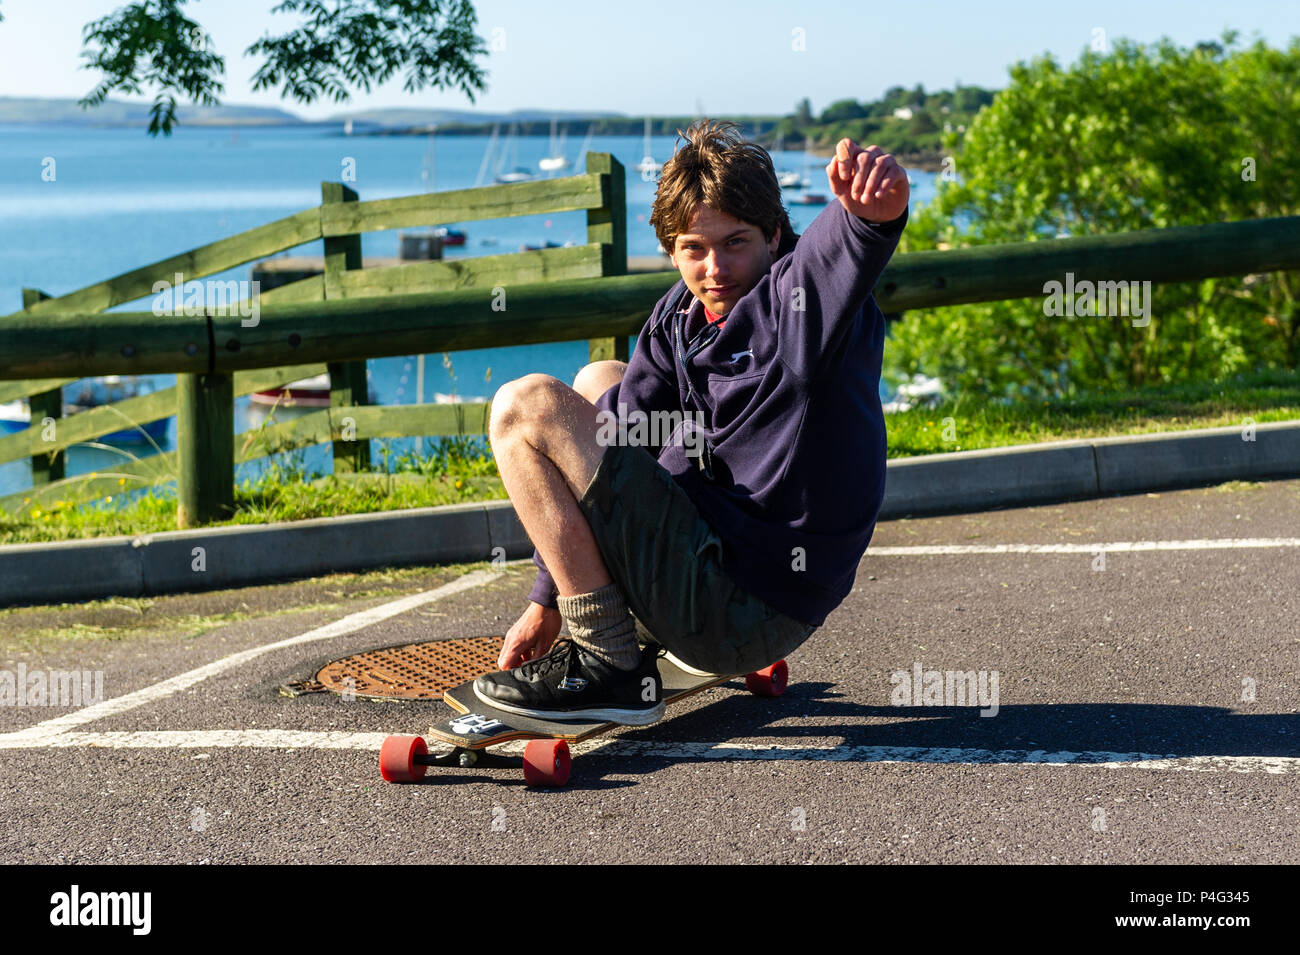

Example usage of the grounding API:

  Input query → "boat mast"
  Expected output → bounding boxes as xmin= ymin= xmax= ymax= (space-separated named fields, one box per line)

xmin=474 ymin=122 xmax=500 ymax=187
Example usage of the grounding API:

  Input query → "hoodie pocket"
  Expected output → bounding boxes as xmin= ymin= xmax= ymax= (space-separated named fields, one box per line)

xmin=704 ymin=370 xmax=765 ymax=425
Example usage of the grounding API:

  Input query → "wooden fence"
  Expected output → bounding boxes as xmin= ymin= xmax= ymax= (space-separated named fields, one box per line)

xmin=1 ymin=164 xmax=1297 ymax=526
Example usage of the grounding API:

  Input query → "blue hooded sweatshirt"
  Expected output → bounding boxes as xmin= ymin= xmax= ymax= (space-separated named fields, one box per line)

xmin=528 ymin=200 xmax=908 ymax=627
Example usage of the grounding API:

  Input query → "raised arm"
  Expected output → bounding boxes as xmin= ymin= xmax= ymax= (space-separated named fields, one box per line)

xmin=771 ymin=139 xmax=909 ymax=378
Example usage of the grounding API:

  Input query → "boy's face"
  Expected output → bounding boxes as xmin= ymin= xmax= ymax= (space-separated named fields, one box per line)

xmin=669 ymin=203 xmax=781 ymax=318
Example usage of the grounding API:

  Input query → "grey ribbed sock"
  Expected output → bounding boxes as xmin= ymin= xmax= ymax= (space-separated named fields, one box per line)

xmin=556 ymin=582 xmax=641 ymax=671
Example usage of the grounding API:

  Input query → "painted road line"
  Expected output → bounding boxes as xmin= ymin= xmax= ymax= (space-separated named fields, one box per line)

xmin=868 ymin=538 xmax=1300 ymax=556
xmin=0 ymin=568 xmax=502 ymax=744
xmin=0 ymin=730 xmax=392 ymax=750
xmin=3 ymin=731 xmax=1298 ymax=775
xmin=575 ymin=741 xmax=1300 ymax=775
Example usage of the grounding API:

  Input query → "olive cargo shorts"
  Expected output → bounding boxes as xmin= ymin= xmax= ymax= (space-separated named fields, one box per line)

xmin=575 ymin=443 xmax=817 ymax=675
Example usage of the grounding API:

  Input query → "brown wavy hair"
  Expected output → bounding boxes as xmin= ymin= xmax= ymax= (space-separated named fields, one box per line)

xmin=649 ymin=119 xmax=792 ymax=255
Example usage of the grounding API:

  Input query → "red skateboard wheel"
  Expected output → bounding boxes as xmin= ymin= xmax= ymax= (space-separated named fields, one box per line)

xmin=745 ymin=659 xmax=788 ymax=697
xmin=379 ymin=734 xmax=428 ymax=783
xmin=523 ymin=739 xmax=571 ymax=787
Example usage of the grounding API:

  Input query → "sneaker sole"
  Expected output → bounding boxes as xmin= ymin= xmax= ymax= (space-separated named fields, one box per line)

xmin=662 ymin=650 xmax=722 ymax=678
xmin=472 ymin=685 xmax=666 ymax=726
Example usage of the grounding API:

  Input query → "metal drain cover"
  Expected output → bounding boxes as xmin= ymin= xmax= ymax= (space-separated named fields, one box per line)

xmin=315 ymin=636 xmax=504 ymax=700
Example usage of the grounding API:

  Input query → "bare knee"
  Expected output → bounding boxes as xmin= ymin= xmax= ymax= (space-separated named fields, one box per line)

xmin=490 ymin=373 xmax=562 ymax=442
xmin=572 ymin=360 xmax=627 ymax=404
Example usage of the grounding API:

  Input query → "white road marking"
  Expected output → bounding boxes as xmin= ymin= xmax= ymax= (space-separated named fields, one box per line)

xmin=575 ymin=741 xmax=1300 ymax=775
xmin=3 ymin=730 xmax=1296 ymax=775
xmin=868 ymin=538 xmax=1300 ymax=557
xmin=0 ymin=730 xmax=391 ymax=750
xmin=0 ymin=568 xmax=501 ymax=745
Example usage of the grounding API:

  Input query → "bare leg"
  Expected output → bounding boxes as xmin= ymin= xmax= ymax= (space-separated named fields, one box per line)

xmin=572 ymin=359 xmax=627 ymax=406
xmin=490 ymin=362 xmax=625 ymax=597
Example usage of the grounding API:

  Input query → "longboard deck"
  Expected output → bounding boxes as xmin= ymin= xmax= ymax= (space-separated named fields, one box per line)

xmin=426 ymin=659 xmax=736 ymax=750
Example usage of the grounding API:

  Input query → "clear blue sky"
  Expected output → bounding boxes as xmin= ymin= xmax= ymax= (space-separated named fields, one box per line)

xmin=1 ymin=0 xmax=1297 ymax=119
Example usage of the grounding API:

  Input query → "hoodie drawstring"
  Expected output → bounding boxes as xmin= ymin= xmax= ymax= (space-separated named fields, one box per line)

xmin=673 ymin=291 xmax=720 ymax=481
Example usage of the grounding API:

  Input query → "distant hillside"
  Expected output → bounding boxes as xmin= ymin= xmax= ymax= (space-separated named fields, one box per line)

xmin=0 ymin=97 xmax=625 ymax=129
xmin=357 ymin=114 xmax=791 ymax=138
xmin=0 ymin=88 xmax=999 ymax=162
xmin=330 ymin=107 xmax=624 ymax=128
xmin=0 ymin=96 xmax=303 ymax=126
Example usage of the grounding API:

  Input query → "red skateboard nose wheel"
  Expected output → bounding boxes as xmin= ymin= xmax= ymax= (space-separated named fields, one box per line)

xmin=745 ymin=660 xmax=788 ymax=697
xmin=523 ymin=739 xmax=571 ymax=787
xmin=379 ymin=734 xmax=428 ymax=782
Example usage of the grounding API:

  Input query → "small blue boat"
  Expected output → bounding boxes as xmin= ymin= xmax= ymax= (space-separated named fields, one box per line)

xmin=0 ymin=376 xmax=169 ymax=444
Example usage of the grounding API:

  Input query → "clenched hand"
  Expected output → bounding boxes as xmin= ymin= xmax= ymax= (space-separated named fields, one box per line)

xmin=825 ymin=138 xmax=909 ymax=224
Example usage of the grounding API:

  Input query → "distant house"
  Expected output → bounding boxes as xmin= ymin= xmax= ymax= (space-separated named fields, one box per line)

xmin=892 ymin=107 xmax=914 ymax=120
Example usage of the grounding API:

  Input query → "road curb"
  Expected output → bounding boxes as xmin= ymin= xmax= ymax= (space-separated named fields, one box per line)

xmin=2 ymin=421 xmax=1296 ymax=607
xmin=878 ymin=419 xmax=1299 ymax=518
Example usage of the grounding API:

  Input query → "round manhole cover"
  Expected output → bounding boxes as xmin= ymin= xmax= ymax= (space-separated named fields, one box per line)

xmin=316 ymin=635 xmax=505 ymax=700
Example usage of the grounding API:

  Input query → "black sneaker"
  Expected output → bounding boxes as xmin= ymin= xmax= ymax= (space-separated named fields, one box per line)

xmin=474 ymin=639 xmax=665 ymax=725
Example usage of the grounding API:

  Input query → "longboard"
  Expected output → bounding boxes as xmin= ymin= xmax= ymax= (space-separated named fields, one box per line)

xmin=379 ymin=657 xmax=789 ymax=787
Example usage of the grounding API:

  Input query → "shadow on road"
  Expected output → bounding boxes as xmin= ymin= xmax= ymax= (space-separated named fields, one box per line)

xmin=599 ymin=681 xmax=1300 ymax=761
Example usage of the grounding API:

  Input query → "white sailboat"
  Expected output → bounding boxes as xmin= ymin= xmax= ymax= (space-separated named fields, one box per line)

xmin=538 ymin=118 xmax=571 ymax=173
xmin=636 ymin=117 xmax=662 ymax=177
xmin=772 ymin=132 xmax=803 ymax=189
xmin=797 ymin=136 xmax=823 ymax=189
xmin=495 ymin=168 xmax=534 ymax=184
xmin=791 ymin=135 xmax=828 ymax=202
xmin=494 ymin=122 xmax=535 ymax=184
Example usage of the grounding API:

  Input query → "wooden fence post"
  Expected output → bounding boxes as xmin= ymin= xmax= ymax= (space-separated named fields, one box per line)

xmin=21 ymin=289 xmax=64 ymax=486
xmin=584 ymin=153 xmax=629 ymax=364
xmin=321 ymin=181 xmax=372 ymax=474
xmin=177 ymin=370 xmax=234 ymax=527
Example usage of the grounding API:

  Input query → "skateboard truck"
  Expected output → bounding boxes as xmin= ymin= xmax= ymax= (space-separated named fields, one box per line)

xmin=415 ymin=744 xmax=523 ymax=770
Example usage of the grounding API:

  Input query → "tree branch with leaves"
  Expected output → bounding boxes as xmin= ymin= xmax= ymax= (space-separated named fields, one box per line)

xmin=72 ymin=0 xmax=488 ymax=136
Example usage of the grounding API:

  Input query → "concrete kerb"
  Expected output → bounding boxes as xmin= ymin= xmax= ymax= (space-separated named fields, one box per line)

xmin=879 ymin=420 xmax=1299 ymax=519
xmin=0 ymin=536 xmax=146 ymax=604
xmin=1 ymin=421 xmax=1296 ymax=607
xmin=1092 ymin=422 xmax=1300 ymax=496
xmin=879 ymin=439 xmax=1098 ymax=519
xmin=0 ymin=501 xmax=528 ymax=607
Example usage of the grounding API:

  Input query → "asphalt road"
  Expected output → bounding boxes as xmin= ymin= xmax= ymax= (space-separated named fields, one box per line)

xmin=1 ymin=478 xmax=1297 ymax=864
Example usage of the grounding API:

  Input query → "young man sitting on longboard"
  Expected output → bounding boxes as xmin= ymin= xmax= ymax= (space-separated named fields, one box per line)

xmin=475 ymin=120 xmax=909 ymax=724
